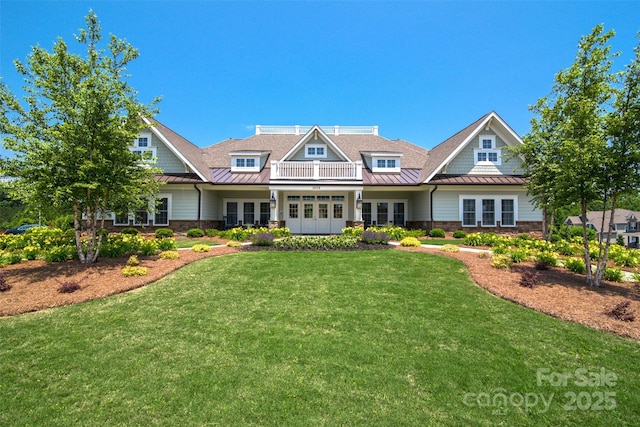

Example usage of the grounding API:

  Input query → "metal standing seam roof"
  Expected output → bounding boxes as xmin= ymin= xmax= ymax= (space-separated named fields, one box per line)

xmin=428 ymin=175 xmax=526 ymax=185
xmin=155 ymin=173 xmax=205 ymax=184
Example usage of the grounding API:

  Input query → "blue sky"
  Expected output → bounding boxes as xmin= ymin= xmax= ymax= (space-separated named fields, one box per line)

xmin=1 ymin=1 xmax=639 ymax=155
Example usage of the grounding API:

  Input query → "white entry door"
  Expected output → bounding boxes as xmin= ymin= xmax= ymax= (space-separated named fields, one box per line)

xmin=316 ymin=202 xmax=330 ymax=234
xmin=302 ymin=202 xmax=316 ymax=234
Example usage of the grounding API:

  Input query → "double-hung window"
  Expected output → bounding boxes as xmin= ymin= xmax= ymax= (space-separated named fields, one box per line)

xmin=461 ymin=196 xmax=517 ymax=227
xmin=482 ymin=199 xmax=496 ymax=226
xmin=474 ymin=135 xmax=501 ymax=165
xmin=462 ymin=199 xmax=476 ymax=226
xmin=501 ymin=199 xmax=515 ymax=226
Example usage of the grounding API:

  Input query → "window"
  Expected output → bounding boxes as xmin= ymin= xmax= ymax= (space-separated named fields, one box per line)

xmin=134 ymin=208 xmax=149 ymax=226
xmin=306 ymin=144 xmax=326 ymax=158
xmin=334 ymin=203 xmax=343 ymax=219
xmin=477 ymin=152 xmax=487 ymax=162
xmin=226 ymin=202 xmax=238 ymax=226
xmin=318 ymin=203 xmax=328 ymax=219
xmin=501 ymin=199 xmax=515 ymax=226
xmin=362 ymin=203 xmax=372 ymax=227
xmin=462 ymin=199 xmax=476 ymax=226
xmin=304 ymin=203 xmax=314 ymax=219
xmin=154 ymin=197 xmax=169 ymax=226
xmin=474 ymin=135 xmax=501 ymax=165
xmin=243 ymin=202 xmax=255 ymax=225
xmin=394 ymin=203 xmax=405 ymax=226
xmin=488 ymin=152 xmax=498 ymax=162
xmin=137 ymin=136 xmax=149 ymax=148
xmin=377 ymin=202 xmax=388 ymax=225
xmin=373 ymin=158 xmax=400 ymax=172
xmin=260 ymin=202 xmax=270 ymax=225
xmin=482 ymin=199 xmax=495 ymax=226
xmin=232 ymin=157 xmax=259 ymax=171
xmin=289 ymin=203 xmax=299 ymax=219
xmin=114 ymin=213 xmax=130 ymax=226
xmin=131 ymin=133 xmax=156 ymax=160
xmin=480 ymin=136 xmax=495 ymax=149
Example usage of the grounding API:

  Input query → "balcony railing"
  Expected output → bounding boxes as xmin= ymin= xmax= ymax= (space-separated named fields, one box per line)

xmin=270 ymin=160 xmax=363 ymax=180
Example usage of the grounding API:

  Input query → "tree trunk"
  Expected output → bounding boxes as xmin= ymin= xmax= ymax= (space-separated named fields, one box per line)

xmin=582 ymin=201 xmax=595 ymax=286
xmin=594 ymin=194 xmax=620 ymax=287
xmin=547 ymin=210 xmax=555 ymax=242
xmin=72 ymin=200 xmax=87 ymax=263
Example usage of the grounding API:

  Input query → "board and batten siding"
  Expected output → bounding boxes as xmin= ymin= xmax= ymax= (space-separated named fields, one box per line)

xmin=152 ymin=133 xmax=188 ymax=174
xmin=431 ymin=186 xmax=537 ymax=222
xmin=446 ymin=134 xmax=524 ymax=175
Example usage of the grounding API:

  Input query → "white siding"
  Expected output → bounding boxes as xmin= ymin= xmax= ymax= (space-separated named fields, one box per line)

xmin=165 ymin=186 xmax=199 ymax=220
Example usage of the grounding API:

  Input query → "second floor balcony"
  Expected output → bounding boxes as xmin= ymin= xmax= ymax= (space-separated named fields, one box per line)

xmin=270 ymin=160 xmax=363 ymax=181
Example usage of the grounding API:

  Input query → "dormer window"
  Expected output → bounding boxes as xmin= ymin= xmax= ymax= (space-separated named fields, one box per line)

xmin=306 ymin=144 xmax=326 ymax=158
xmin=474 ymin=135 xmax=501 ymax=165
xmin=371 ymin=153 xmax=402 ymax=173
xmin=230 ymin=152 xmax=261 ymax=172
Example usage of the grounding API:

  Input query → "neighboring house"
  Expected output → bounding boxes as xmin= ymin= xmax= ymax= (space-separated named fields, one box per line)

xmin=107 ymin=112 xmax=542 ymax=234
xmin=565 ymin=209 xmax=640 ymax=247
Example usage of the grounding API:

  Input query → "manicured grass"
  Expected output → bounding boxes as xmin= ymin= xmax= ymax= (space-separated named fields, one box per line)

xmin=1 ymin=251 xmax=638 ymax=425
xmin=174 ymin=238 xmax=220 ymax=249
xmin=420 ymin=238 xmax=462 ymax=246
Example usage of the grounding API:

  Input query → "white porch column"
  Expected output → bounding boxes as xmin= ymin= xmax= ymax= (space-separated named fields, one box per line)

xmin=270 ymin=190 xmax=278 ymax=221
xmin=355 ymin=190 xmax=363 ymax=221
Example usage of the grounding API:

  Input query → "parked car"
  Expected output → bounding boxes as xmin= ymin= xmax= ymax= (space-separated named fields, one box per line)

xmin=3 ymin=224 xmax=42 ymax=234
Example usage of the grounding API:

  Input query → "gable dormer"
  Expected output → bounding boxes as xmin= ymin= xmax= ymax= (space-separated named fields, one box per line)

xmin=230 ymin=151 xmax=269 ymax=172
xmin=361 ymin=152 xmax=403 ymax=173
xmin=281 ymin=126 xmax=352 ymax=163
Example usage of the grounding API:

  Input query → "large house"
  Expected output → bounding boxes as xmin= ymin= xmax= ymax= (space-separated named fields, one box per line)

xmin=112 ymin=112 xmax=542 ymax=234
xmin=565 ymin=209 xmax=640 ymax=247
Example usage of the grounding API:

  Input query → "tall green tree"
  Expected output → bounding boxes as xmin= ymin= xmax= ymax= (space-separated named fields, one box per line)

xmin=515 ymin=24 xmax=636 ymax=286
xmin=0 ymin=11 xmax=161 ymax=263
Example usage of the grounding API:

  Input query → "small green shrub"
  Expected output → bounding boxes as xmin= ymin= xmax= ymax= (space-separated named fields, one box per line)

xmin=491 ymin=254 xmax=513 ymax=270
xmin=1 ymin=252 xmax=22 ymax=266
xmin=122 ymin=266 xmax=148 ymax=277
xmin=252 ymin=232 xmax=275 ymax=247
xmin=159 ymin=250 xmax=180 ymax=260
xmin=186 ymin=228 xmax=205 ymax=238
xmin=452 ymin=230 xmax=467 ymax=239
xmin=192 ymin=244 xmax=211 ymax=252
xmin=399 ymin=237 xmax=421 ymax=247
xmin=535 ymin=252 xmax=559 ymax=270
xmin=138 ymin=239 xmax=159 ymax=256
xmin=564 ymin=257 xmax=586 ymax=274
xmin=273 ymin=236 xmax=359 ymax=251
xmin=43 ymin=246 xmax=75 ymax=263
xmin=342 ymin=227 xmax=364 ymax=238
xmin=205 ymin=228 xmax=220 ymax=237
xmin=22 ymin=246 xmax=40 ymax=261
xmin=157 ymin=238 xmax=177 ymax=251
xmin=429 ymin=228 xmax=446 ymax=238
xmin=508 ymin=248 xmax=529 ymax=263
xmin=121 ymin=227 xmax=140 ymax=235
xmin=441 ymin=244 xmax=459 ymax=253
xmin=126 ymin=255 xmax=140 ymax=267
xmin=604 ymin=267 xmax=623 ymax=282
xmin=154 ymin=228 xmax=174 ymax=239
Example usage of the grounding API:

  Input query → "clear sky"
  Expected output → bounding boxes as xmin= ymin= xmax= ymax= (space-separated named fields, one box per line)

xmin=1 ymin=1 xmax=639 ymax=155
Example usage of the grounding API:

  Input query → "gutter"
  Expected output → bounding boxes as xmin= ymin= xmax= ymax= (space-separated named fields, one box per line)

xmin=194 ymin=184 xmax=202 ymax=227
xmin=429 ymin=185 xmax=438 ymax=230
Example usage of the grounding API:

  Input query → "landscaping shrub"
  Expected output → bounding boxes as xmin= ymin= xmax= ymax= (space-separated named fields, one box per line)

xmin=553 ymin=241 xmax=581 ymax=256
xmin=604 ymin=300 xmax=636 ymax=322
xmin=121 ymin=227 xmax=140 ymax=235
xmin=274 ymin=236 xmax=359 ymax=251
xmin=192 ymin=244 xmax=211 ymax=252
xmin=122 ymin=266 xmax=148 ymax=277
xmin=43 ymin=246 xmax=75 ymax=263
xmin=186 ymin=228 xmax=205 ymax=238
xmin=205 ymin=228 xmax=219 ymax=237
xmin=126 ymin=255 xmax=140 ymax=267
xmin=441 ymin=244 xmax=459 ymax=253
xmin=157 ymin=238 xmax=177 ymax=251
xmin=222 ymin=227 xmax=253 ymax=241
xmin=252 ymin=232 xmax=275 ymax=247
xmin=477 ymin=251 xmax=491 ymax=259
xmin=154 ymin=228 xmax=174 ymax=239
xmin=520 ymin=269 xmax=541 ymax=288
xmin=452 ymin=230 xmax=467 ymax=239
xmin=1 ymin=252 xmax=22 ymax=266
xmin=399 ymin=237 xmax=421 ymax=247
xmin=608 ymin=245 xmax=640 ymax=268
xmin=158 ymin=250 xmax=180 ymax=260
xmin=604 ymin=267 xmax=623 ymax=283
xmin=138 ymin=239 xmax=159 ymax=256
xmin=270 ymin=227 xmax=291 ymax=238
xmin=429 ymin=227 xmax=446 ymax=238
xmin=57 ymin=280 xmax=81 ymax=293
xmin=564 ymin=257 xmax=586 ymax=274
xmin=22 ymin=246 xmax=40 ymax=260
xmin=226 ymin=240 xmax=242 ymax=248
xmin=463 ymin=233 xmax=483 ymax=246
xmin=342 ymin=226 xmax=364 ymax=238
xmin=491 ymin=254 xmax=512 ymax=270
xmin=361 ymin=231 xmax=390 ymax=245
xmin=535 ymin=252 xmax=559 ymax=270
xmin=0 ymin=273 xmax=11 ymax=292
xmin=508 ymin=248 xmax=529 ymax=263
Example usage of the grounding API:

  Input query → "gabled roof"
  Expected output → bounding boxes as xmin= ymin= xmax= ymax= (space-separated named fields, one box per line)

xmin=143 ymin=117 xmax=209 ymax=182
xmin=422 ymin=111 xmax=524 ymax=183
xmin=566 ymin=209 xmax=636 ymax=233
xmin=280 ymin=126 xmax=351 ymax=162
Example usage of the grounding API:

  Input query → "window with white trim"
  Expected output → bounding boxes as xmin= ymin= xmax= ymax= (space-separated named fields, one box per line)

xmin=482 ymin=199 xmax=495 ymax=226
xmin=114 ymin=212 xmax=130 ymax=226
xmin=371 ymin=156 xmax=401 ymax=173
xmin=231 ymin=157 xmax=259 ymax=172
xmin=460 ymin=196 xmax=517 ymax=227
xmin=130 ymin=133 xmax=157 ymax=160
xmin=462 ymin=199 xmax=476 ymax=226
xmin=306 ymin=144 xmax=326 ymax=158
xmin=134 ymin=207 xmax=149 ymax=226
xmin=154 ymin=196 xmax=170 ymax=226
xmin=501 ymin=199 xmax=515 ymax=226
xmin=474 ymin=135 xmax=501 ymax=165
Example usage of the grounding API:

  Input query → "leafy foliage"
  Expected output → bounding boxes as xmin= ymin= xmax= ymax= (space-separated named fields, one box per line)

xmin=251 ymin=232 xmax=275 ymax=247
xmin=122 ymin=266 xmax=148 ymax=277
xmin=186 ymin=228 xmax=205 ymax=238
xmin=604 ymin=267 xmax=624 ymax=282
xmin=564 ymin=258 xmax=587 ymax=275
xmin=154 ymin=228 xmax=174 ymax=239
xmin=192 ymin=244 xmax=211 ymax=253
xmin=361 ymin=231 xmax=389 ymax=245
xmin=57 ymin=280 xmax=81 ymax=294
xmin=441 ymin=244 xmax=459 ymax=253
xmin=519 ymin=269 xmax=541 ymax=289
xmin=429 ymin=227 xmax=446 ymax=238
xmin=452 ymin=230 xmax=468 ymax=239
xmin=126 ymin=255 xmax=140 ymax=267
xmin=491 ymin=254 xmax=513 ymax=270
xmin=121 ymin=228 xmax=140 ymax=235
xmin=158 ymin=250 xmax=180 ymax=260
xmin=604 ymin=300 xmax=636 ymax=322
xmin=274 ymin=236 xmax=359 ymax=251
xmin=399 ymin=237 xmax=421 ymax=247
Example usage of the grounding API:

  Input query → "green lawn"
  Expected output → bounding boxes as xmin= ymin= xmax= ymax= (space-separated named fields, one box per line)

xmin=419 ymin=238 xmax=463 ymax=246
xmin=1 ymin=251 xmax=638 ymax=426
xmin=174 ymin=238 xmax=221 ymax=249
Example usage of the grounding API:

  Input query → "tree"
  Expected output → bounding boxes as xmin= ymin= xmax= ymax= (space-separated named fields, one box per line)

xmin=515 ymin=25 xmax=640 ymax=286
xmin=0 ymin=11 xmax=161 ymax=263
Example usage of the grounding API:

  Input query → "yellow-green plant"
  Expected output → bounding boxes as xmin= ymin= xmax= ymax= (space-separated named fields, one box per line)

xmin=226 ymin=240 xmax=242 ymax=248
xmin=192 ymin=244 xmax=211 ymax=252
xmin=126 ymin=255 xmax=140 ymax=266
xmin=399 ymin=237 xmax=421 ymax=247
xmin=441 ymin=244 xmax=459 ymax=253
xmin=122 ymin=266 xmax=147 ymax=277
xmin=158 ymin=250 xmax=180 ymax=260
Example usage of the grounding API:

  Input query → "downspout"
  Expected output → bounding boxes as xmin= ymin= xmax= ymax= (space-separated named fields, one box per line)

xmin=429 ymin=185 xmax=438 ymax=231
xmin=194 ymin=184 xmax=202 ymax=229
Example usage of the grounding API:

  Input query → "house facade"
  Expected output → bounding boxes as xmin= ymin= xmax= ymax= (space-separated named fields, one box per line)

xmin=109 ymin=112 xmax=542 ymax=234
xmin=565 ymin=209 xmax=640 ymax=247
